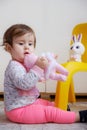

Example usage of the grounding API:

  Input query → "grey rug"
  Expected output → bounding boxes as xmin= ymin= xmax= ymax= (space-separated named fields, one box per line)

xmin=0 ymin=101 xmax=87 ymax=130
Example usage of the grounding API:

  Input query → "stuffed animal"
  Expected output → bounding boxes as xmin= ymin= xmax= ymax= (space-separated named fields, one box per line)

xmin=69 ymin=34 xmax=85 ymax=62
xmin=24 ymin=52 xmax=68 ymax=81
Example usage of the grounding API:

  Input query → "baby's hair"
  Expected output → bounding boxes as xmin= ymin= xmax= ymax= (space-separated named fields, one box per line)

xmin=2 ymin=24 xmax=36 ymax=48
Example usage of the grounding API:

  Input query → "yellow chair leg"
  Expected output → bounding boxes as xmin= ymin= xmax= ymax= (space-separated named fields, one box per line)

xmin=55 ymin=61 xmax=87 ymax=110
xmin=55 ymin=79 xmax=72 ymax=110
xmin=68 ymin=79 xmax=76 ymax=102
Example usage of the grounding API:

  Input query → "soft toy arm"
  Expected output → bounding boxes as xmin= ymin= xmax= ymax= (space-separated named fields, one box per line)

xmin=50 ymin=61 xmax=68 ymax=81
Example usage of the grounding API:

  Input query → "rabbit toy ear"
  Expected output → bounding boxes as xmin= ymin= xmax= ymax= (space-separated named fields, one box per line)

xmin=72 ymin=35 xmax=77 ymax=43
xmin=77 ymin=34 xmax=82 ymax=42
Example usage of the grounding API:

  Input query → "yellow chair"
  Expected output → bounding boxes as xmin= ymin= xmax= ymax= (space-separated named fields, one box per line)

xmin=55 ymin=23 xmax=87 ymax=110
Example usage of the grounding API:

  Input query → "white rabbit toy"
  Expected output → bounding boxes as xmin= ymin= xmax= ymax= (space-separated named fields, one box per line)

xmin=69 ymin=34 xmax=85 ymax=62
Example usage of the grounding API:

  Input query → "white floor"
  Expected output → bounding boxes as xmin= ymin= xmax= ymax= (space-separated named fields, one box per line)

xmin=0 ymin=101 xmax=87 ymax=130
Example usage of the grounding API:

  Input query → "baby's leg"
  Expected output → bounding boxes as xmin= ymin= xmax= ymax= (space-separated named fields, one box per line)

xmin=5 ymin=104 xmax=76 ymax=124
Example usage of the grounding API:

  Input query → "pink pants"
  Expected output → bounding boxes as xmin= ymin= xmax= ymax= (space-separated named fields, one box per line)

xmin=5 ymin=99 xmax=76 ymax=124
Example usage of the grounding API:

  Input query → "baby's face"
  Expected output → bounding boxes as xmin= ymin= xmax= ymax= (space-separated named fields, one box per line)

xmin=9 ymin=33 xmax=35 ymax=63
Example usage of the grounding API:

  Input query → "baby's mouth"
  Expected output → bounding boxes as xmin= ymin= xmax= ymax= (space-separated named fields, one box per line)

xmin=24 ymin=52 xmax=29 ymax=55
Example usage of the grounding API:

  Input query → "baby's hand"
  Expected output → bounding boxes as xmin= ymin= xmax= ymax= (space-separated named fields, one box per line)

xmin=36 ymin=56 xmax=49 ymax=69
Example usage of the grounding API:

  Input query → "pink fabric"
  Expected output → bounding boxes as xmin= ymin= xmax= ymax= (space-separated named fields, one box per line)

xmin=24 ymin=53 xmax=38 ymax=69
xmin=5 ymin=99 xmax=76 ymax=124
xmin=31 ymin=65 xmax=44 ymax=81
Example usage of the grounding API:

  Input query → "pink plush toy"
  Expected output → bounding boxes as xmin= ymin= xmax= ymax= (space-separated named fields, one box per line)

xmin=24 ymin=52 xmax=68 ymax=81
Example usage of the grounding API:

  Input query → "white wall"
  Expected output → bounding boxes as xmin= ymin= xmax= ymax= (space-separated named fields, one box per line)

xmin=0 ymin=0 xmax=87 ymax=93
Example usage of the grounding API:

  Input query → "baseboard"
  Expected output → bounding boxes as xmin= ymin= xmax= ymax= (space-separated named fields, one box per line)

xmin=41 ymin=92 xmax=87 ymax=101
xmin=75 ymin=93 xmax=87 ymax=96
xmin=0 ymin=92 xmax=4 ymax=101
xmin=0 ymin=92 xmax=87 ymax=101
xmin=0 ymin=92 xmax=4 ymax=94
xmin=41 ymin=92 xmax=87 ymax=96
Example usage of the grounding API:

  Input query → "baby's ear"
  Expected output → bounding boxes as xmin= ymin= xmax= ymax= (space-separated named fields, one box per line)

xmin=5 ymin=43 xmax=12 ymax=53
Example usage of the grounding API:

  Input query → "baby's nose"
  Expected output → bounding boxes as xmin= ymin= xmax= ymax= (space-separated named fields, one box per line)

xmin=25 ymin=44 xmax=29 ymax=49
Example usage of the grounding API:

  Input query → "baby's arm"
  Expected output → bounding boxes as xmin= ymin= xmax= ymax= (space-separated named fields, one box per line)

xmin=7 ymin=61 xmax=40 ymax=90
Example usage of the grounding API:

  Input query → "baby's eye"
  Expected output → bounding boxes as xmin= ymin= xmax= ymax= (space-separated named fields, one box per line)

xmin=28 ymin=43 xmax=33 ymax=46
xmin=18 ymin=42 xmax=24 ymax=45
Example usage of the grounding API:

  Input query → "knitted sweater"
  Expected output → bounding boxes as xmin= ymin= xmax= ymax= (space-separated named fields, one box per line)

xmin=4 ymin=60 xmax=44 ymax=111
